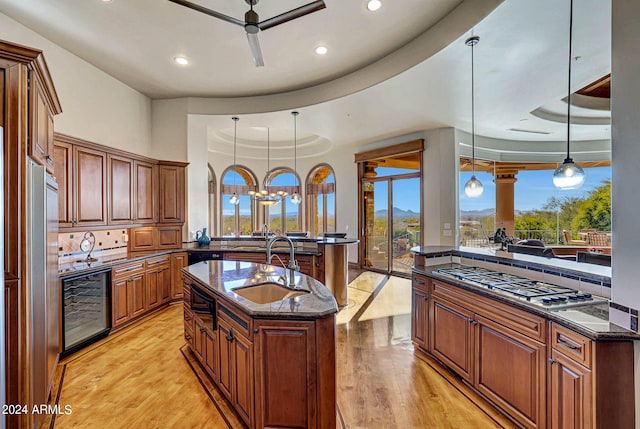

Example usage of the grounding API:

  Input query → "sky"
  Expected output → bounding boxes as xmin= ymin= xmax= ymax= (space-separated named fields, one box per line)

xmin=460 ymin=166 xmax=612 ymax=212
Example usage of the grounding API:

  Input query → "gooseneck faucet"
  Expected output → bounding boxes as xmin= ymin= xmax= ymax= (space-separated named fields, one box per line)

xmin=266 ymin=235 xmax=299 ymax=288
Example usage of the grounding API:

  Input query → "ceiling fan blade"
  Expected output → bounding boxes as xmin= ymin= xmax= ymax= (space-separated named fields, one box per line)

xmin=168 ymin=0 xmax=245 ymax=27
xmin=246 ymin=32 xmax=265 ymax=67
xmin=258 ymin=0 xmax=326 ymax=31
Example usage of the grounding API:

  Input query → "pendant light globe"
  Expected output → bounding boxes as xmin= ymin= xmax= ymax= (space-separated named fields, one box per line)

xmin=464 ymin=175 xmax=484 ymax=198
xmin=465 ymin=35 xmax=483 ymax=198
xmin=553 ymin=0 xmax=586 ymax=190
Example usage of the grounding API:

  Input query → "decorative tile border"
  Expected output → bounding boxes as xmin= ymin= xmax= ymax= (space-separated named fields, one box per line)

xmin=609 ymin=301 xmax=640 ymax=333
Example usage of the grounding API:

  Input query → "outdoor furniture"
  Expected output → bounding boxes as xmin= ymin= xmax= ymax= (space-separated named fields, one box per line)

xmin=586 ymin=232 xmax=611 ymax=247
xmin=563 ymin=230 xmax=587 ymax=246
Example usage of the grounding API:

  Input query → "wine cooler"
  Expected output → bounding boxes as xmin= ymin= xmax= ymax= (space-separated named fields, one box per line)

xmin=62 ymin=268 xmax=111 ymax=356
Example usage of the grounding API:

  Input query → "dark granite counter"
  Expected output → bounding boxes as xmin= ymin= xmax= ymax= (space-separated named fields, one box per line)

xmin=413 ymin=263 xmax=638 ymax=341
xmin=183 ymin=260 xmax=338 ymax=318
xmin=58 ymin=249 xmax=177 ymax=278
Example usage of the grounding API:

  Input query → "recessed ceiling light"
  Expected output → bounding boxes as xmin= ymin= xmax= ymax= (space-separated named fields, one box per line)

xmin=315 ymin=46 xmax=328 ymax=55
xmin=174 ymin=56 xmax=189 ymax=66
xmin=367 ymin=0 xmax=382 ymax=12
xmin=101 ymin=0 xmax=113 ymax=2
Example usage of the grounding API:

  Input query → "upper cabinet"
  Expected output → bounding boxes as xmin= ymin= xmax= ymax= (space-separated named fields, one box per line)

xmin=158 ymin=163 xmax=185 ymax=224
xmin=29 ymin=76 xmax=55 ymax=173
xmin=54 ymin=133 xmax=186 ymax=230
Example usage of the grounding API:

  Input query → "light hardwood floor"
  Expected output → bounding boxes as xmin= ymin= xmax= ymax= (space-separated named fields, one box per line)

xmin=51 ymin=273 xmax=517 ymax=429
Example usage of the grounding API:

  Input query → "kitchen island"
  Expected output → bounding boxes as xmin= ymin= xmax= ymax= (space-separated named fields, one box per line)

xmin=410 ymin=246 xmax=637 ymax=429
xmin=182 ymin=260 xmax=338 ymax=429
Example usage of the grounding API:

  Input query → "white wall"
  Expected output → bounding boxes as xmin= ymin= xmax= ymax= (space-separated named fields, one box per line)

xmin=0 ymin=13 xmax=152 ymax=156
xmin=611 ymin=2 xmax=640 ymax=427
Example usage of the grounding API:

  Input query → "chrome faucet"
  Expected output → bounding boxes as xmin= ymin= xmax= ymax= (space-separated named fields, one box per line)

xmin=266 ymin=235 xmax=299 ymax=288
xmin=262 ymin=223 xmax=270 ymax=238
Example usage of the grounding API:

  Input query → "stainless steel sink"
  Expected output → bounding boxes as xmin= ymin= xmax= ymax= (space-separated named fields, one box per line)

xmin=232 ymin=282 xmax=309 ymax=304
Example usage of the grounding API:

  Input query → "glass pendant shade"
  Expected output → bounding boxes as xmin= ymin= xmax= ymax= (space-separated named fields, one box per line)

xmin=552 ymin=158 xmax=585 ymax=189
xmin=229 ymin=192 xmax=240 ymax=205
xmin=291 ymin=192 xmax=302 ymax=205
xmin=464 ymin=175 xmax=484 ymax=198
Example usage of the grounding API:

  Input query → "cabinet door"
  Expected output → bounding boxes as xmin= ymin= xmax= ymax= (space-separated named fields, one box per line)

xmin=30 ymin=78 xmax=54 ymax=172
xmin=130 ymin=274 xmax=146 ymax=317
xmin=134 ymin=160 xmax=156 ymax=224
xmin=411 ymin=288 xmax=429 ymax=351
xmin=233 ymin=332 xmax=254 ymax=427
xmin=159 ymin=266 xmax=172 ymax=303
xmin=217 ymin=318 xmax=234 ymax=400
xmin=53 ymin=141 xmax=74 ymax=228
xmin=204 ymin=329 xmax=218 ymax=382
xmin=158 ymin=164 xmax=185 ymax=223
xmin=146 ymin=269 xmax=161 ymax=309
xmin=254 ymin=321 xmax=315 ymax=429
xmin=549 ymin=350 xmax=592 ymax=429
xmin=431 ymin=296 xmax=474 ymax=382
xmin=194 ymin=317 xmax=206 ymax=361
xmin=112 ymin=278 xmax=130 ymax=327
xmin=108 ymin=154 xmax=134 ymax=224
xmin=74 ymin=145 xmax=107 ymax=226
xmin=171 ymin=253 xmax=188 ymax=299
xmin=474 ymin=314 xmax=546 ymax=429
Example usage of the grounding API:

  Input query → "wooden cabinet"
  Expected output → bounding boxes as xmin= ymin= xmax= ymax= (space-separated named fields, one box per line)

xmin=429 ymin=280 xmax=547 ymax=429
xmin=158 ymin=163 xmax=186 ymax=224
xmin=171 ymin=252 xmax=188 ymax=299
xmin=30 ymin=76 xmax=55 ymax=174
xmin=53 ymin=140 xmax=74 ymax=228
xmin=411 ymin=274 xmax=430 ymax=352
xmin=145 ymin=255 xmax=171 ymax=309
xmin=224 ymin=252 xmax=317 ymax=278
xmin=111 ymin=261 xmax=146 ymax=328
xmin=133 ymin=160 xmax=157 ymax=224
xmin=547 ymin=323 xmax=633 ymax=429
xmin=183 ymin=271 xmax=336 ymax=429
xmin=74 ymin=145 xmax=108 ymax=226
xmin=108 ymin=154 xmax=134 ymax=225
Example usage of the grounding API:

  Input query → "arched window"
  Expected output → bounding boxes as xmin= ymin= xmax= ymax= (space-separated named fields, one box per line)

xmin=221 ymin=165 xmax=258 ymax=236
xmin=306 ymin=164 xmax=336 ymax=237
xmin=264 ymin=167 xmax=301 ymax=234
xmin=208 ymin=164 xmax=217 ymax=236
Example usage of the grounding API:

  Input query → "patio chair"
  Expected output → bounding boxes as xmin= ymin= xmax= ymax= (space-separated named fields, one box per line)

xmin=562 ymin=230 xmax=587 ymax=246
xmin=586 ymin=232 xmax=611 ymax=247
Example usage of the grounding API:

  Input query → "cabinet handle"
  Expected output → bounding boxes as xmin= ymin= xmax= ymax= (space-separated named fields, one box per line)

xmin=200 ymin=327 xmax=205 ymax=333
xmin=185 ymin=334 xmax=191 ymax=341
xmin=424 ymin=296 xmax=428 ymax=301
xmin=468 ymin=319 xmax=478 ymax=326
xmin=548 ymin=359 xmax=556 ymax=365
xmin=226 ymin=328 xmax=234 ymax=343
xmin=46 ymin=155 xmax=52 ymax=161
xmin=253 ymin=328 xmax=259 ymax=334
xmin=557 ymin=338 xmax=579 ymax=350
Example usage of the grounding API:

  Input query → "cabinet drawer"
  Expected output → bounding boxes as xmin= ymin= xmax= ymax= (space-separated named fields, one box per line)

xmin=413 ymin=273 xmax=429 ymax=292
xmin=112 ymin=261 xmax=145 ymax=279
xmin=432 ymin=280 xmax=546 ymax=342
xmin=218 ymin=302 xmax=253 ymax=340
xmin=550 ymin=323 xmax=592 ymax=368
xmin=146 ymin=255 xmax=170 ymax=269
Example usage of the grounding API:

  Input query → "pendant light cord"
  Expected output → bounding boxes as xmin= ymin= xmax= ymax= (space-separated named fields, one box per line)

xmin=232 ymin=117 xmax=238 ymax=189
xmin=566 ymin=0 xmax=573 ymax=160
xmin=471 ymin=39 xmax=476 ymax=176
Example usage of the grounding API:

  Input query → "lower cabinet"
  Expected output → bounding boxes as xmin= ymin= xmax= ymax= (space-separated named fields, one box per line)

xmin=412 ymin=273 xmax=635 ymax=429
xmin=171 ymin=252 xmax=188 ymax=299
xmin=145 ymin=255 xmax=171 ymax=309
xmin=183 ymin=275 xmax=336 ymax=429
xmin=224 ymin=251 xmax=317 ymax=278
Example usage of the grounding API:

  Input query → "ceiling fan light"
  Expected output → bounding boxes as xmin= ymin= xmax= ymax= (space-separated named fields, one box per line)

xmin=464 ymin=175 xmax=484 ymax=198
xmin=553 ymin=158 xmax=585 ymax=189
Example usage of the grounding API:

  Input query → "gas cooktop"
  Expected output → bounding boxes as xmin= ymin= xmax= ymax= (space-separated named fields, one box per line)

xmin=434 ymin=266 xmax=607 ymax=309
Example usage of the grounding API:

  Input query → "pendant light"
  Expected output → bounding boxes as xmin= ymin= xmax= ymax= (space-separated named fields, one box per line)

xmin=229 ymin=117 xmax=240 ymax=205
xmin=290 ymin=111 xmax=302 ymax=205
xmin=552 ymin=0 xmax=585 ymax=189
xmin=249 ymin=128 xmax=287 ymax=206
xmin=463 ymin=35 xmax=484 ymax=198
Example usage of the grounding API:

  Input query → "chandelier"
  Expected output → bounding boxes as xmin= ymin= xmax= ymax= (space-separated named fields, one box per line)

xmin=248 ymin=128 xmax=288 ymax=206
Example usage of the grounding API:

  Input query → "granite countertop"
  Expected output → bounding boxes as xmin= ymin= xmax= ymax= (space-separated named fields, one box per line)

xmin=411 ymin=245 xmax=610 ymax=279
xmin=183 ymin=260 xmax=338 ymax=319
xmin=200 ymin=236 xmax=359 ymax=245
xmin=58 ymin=249 xmax=178 ymax=278
xmin=413 ymin=263 xmax=639 ymax=341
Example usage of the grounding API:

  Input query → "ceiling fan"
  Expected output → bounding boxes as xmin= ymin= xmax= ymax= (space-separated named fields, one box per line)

xmin=168 ymin=0 xmax=327 ymax=67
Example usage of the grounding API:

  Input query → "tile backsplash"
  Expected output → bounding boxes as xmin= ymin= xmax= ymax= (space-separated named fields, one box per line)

xmin=58 ymin=229 xmax=128 ymax=259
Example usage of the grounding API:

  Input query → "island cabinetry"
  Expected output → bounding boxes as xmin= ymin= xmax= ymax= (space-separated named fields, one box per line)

xmin=429 ymin=280 xmax=547 ymax=429
xmin=111 ymin=261 xmax=146 ymax=327
xmin=548 ymin=323 xmax=633 ymax=429
xmin=216 ymin=302 xmax=254 ymax=427
xmin=145 ymin=255 xmax=171 ymax=309
xmin=411 ymin=274 xmax=430 ymax=351
xmin=183 ymin=283 xmax=193 ymax=348
xmin=224 ymin=251 xmax=317 ymax=278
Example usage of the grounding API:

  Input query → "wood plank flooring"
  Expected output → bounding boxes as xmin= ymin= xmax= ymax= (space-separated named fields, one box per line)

xmin=52 ymin=273 xmax=517 ymax=429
